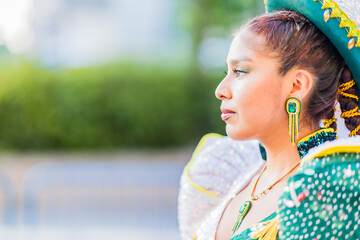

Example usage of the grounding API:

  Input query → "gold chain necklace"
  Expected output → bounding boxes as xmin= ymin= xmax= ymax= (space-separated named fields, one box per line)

xmin=231 ymin=160 xmax=301 ymax=235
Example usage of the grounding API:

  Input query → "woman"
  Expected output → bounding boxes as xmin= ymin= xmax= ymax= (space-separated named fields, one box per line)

xmin=178 ymin=0 xmax=360 ymax=239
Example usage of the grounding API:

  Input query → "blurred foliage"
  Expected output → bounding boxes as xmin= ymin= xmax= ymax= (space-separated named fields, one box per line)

xmin=177 ymin=0 xmax=263 ymax=67
xmin=0 ymin=1 xmax=264 ymax=150
xmin=0 ymin=61 xmax=225 ymax=150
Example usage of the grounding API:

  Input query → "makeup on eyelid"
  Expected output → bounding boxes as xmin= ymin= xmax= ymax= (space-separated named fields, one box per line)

xmin=236 ymin=67 xmax=250 ymax=72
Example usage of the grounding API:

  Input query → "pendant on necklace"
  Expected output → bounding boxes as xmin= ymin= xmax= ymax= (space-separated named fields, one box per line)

xmin=231 ymin=200 xmax=251 ymax=235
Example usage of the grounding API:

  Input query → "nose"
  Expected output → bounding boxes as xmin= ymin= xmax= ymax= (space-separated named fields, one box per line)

xmin=215 ymin=78 xmax=232 ymax=100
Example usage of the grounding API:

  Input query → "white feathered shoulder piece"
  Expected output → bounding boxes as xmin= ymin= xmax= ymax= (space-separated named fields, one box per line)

xmin=178 ymin=133 xmax=264 ymax=240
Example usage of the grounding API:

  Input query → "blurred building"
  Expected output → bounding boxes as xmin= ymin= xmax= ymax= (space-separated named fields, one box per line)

xmin=30 ymin=0 xmax=187 ymax=67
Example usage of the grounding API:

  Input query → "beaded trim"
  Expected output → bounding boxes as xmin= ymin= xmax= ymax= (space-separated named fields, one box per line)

xmin=314 ymin=0 xmax=360 ymax=49
xmin=297 ymin=128 xmax=337 ymax=158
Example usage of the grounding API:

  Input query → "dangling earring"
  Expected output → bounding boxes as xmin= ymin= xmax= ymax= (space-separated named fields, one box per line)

xmin=285 ymin=97 xmax=301 ymax=146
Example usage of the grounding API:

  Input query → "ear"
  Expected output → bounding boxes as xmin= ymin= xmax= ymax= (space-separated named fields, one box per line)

xmin=289 ymin=69 xmax=314 ymax=101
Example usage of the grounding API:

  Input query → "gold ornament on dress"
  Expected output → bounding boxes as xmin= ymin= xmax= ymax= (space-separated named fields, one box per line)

xmin=248 ymin=216 xmax=280 ymax=240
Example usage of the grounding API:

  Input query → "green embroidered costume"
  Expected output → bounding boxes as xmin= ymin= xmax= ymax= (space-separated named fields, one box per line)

xmin=278 ymin=142 xmax=360 ymax=239
xmin=231 ymin=137 xmax=360 ymax=240
xmin=179 ymin=133 xmax=360 ymax=240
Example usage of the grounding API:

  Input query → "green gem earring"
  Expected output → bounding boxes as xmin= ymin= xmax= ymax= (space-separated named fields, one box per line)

xmin=285 ymin=97 xmax=301 ymax=146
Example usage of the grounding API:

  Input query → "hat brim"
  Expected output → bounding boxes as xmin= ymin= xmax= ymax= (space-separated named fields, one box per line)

xmin=266 ymin=0 xmax=360 ymax=104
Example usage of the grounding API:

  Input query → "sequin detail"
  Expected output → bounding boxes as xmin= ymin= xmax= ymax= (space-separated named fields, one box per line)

xmin=261 ymin=129 xmax=336 ymax=160
xmin=324 ymin=9 xmax=331 ymax=22
xmin=348 ymin=38 xmax=356 ymax=49
xmin=297 ymin=128 xmax=337 ymax=158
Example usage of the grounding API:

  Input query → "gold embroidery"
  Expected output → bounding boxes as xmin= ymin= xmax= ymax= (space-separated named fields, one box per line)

xmin=314 ymin=0 xmax=360 ymax=49
xmin=248 ymin=216 xmax=280 ymax=240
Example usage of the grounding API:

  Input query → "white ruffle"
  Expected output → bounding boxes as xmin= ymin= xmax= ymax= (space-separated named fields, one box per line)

xmin=178 ymin=134 xmax=264 ymax=240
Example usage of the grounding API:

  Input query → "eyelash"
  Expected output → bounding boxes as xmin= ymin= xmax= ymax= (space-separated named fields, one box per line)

xmin=224 ymin=69 xmax=247 ymax=78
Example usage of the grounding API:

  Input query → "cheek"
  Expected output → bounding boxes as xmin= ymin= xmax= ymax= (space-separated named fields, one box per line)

xmin=233 ymin=77 xmax=282 ymax=120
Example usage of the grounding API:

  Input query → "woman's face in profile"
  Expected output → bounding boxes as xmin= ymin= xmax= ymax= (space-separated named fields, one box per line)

xmin=215 ymin=29 xmax=290 ymax=141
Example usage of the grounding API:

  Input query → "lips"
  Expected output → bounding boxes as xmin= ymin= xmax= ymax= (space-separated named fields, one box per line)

xmin=220 ymin=108 xmax=235 ymax=121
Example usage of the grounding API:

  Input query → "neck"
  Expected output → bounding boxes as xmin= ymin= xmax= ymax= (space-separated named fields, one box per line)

xmin=259 ymin=124 xmax=316 ymax=180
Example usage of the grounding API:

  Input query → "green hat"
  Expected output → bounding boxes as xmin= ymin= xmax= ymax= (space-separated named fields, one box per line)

xmin=265 ymin=0 xmax=360 ymax=100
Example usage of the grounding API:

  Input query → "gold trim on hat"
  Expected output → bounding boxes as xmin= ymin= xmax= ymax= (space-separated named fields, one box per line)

xmin=314 ymin=0 xmax=360 ymax=49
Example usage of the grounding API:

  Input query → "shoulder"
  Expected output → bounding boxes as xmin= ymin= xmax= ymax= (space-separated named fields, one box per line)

xmin=278 ymin=137 xmax=360 ymax=239
xmin=297 ymin=137 xmax=360 ymax=189
xmin=301 ymin=136 xmax=360 ymax=165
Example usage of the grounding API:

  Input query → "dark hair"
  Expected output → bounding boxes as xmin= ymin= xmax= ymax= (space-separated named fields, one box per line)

xmin=242 ymin=11 xmax=360 ymax=135
xmin=338 ymin=67 xmax=360 ymax=136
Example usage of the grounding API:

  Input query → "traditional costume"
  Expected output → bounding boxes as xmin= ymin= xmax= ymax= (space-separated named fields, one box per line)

xmin=178 ymin=0 xmax=360 ymax=239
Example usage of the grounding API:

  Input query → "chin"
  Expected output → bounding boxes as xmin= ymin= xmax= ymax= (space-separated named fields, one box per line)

xmin=225 ymin=125 xmax=253 ymax=141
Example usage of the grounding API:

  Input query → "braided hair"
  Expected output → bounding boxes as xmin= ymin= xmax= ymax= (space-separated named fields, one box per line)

xmin=338 ymin=67 xmax=360 ymax=136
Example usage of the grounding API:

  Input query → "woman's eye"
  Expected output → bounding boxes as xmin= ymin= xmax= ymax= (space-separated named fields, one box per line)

xmin=233 ymin=69 xmax=247 ymax=78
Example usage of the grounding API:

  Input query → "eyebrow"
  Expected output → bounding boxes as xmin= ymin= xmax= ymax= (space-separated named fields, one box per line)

xmin=226 ymin=57 xmax=254 ymax=67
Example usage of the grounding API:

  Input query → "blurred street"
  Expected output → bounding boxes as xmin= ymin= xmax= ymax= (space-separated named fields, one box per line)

xmin=0 ymin=147 xmax=192 ymax=240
